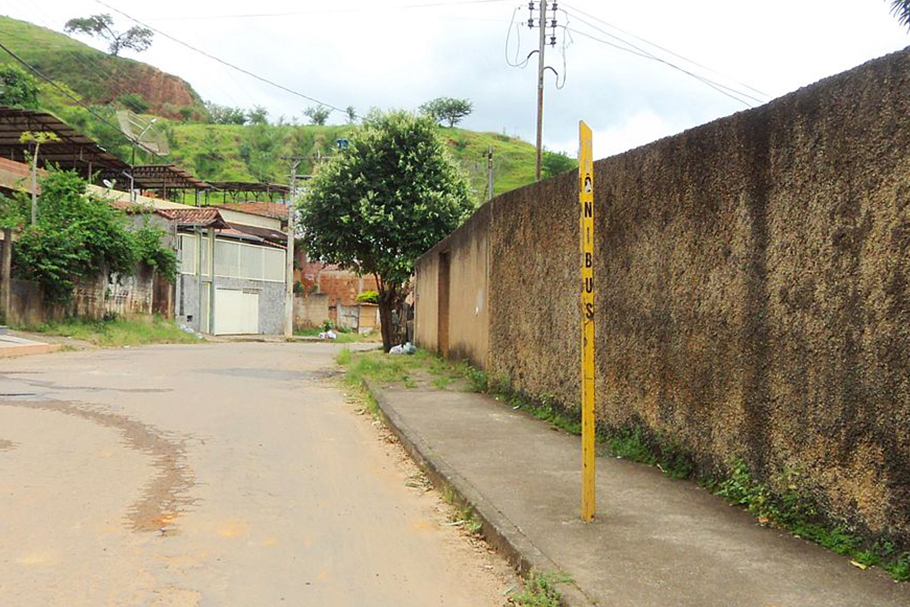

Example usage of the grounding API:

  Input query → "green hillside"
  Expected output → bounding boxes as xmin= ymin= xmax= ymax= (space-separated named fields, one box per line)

xmin=0 ymin=15 xmax=561 ymax=202
xmin=0 ymin=15 xmax=205 ymax=118
xmin=164 ymin=122 xmax=540 ymax=200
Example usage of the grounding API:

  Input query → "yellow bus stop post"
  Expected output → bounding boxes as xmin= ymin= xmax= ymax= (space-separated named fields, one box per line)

xmin=579 ymin=121 xmax=596 ymax=523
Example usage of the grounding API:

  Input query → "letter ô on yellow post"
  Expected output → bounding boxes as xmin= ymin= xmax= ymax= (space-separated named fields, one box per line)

xmin=578 ymin=121 xmax=596 ymax=523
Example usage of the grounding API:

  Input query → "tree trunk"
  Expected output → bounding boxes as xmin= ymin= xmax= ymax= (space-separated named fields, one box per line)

xmin=378 ymin=295 xmax=395 ymax=353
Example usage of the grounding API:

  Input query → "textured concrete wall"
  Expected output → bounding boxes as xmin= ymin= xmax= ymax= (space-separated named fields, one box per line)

xmin=415 ymin=48 xmax=910 ymax=545
xmin=415 ymin=204 xmax=491 ymax=367
xmin=295 ymin=293 xmax=329 ymax=328
xmin=178 ymin=275 xmax=285 ymax=335
xmin=9 ymin=269 xmax=155 ymax=325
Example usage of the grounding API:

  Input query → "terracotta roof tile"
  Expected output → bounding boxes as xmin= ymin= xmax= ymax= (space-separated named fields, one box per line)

xmin=156 ymin=208 xmax=227 ymax=228
xmin=221 ymin=202 xmax=289 ymax=221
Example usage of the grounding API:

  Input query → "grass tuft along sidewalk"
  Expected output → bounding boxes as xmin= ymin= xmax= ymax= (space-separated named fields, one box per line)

xmin=17 ymin=315 xmax=201 ymax=348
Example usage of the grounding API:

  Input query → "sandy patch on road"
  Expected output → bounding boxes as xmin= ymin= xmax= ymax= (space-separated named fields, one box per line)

xmin=339 ymin=386 xmax=521 ymax=605
xmin=0 ymin=399 xmax=194 ymax=532
xmin=0 ymin=439 xmax=15 ymax=451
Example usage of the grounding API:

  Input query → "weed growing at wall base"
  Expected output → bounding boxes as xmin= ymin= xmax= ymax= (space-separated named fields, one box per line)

xmin=452 ymin=359 xmax=910 ymax=583
xmin=712 ymin=460 xmax=910 ymax=581
xmin=510 ymin=570 xmax=573 ymax=607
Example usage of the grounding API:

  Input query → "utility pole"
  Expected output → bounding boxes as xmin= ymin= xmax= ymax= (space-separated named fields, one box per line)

xmin=535 ymin=0 xmax=547 ymax=182
xmin=282 ymin=156 xmax=303 ymax=338
xmin=486 ymin=146 xmax=494 ymax=201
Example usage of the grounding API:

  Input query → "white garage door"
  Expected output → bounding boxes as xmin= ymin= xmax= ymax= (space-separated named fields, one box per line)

xmin=214 ymin=288 xmax=260 ymax=335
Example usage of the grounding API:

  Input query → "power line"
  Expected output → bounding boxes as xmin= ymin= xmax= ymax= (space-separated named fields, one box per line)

xmin=566 ymin=27 xmax=754 ymax=107
xmin=0 ymin=39 xmax=136 ymax=145
xmin=561 ymin=2 xmax=770 ymax=100
xmin=561 ymin=10 xmax=763 ymax=107
xmin=93 ymin=0 xmax=354 ymax=116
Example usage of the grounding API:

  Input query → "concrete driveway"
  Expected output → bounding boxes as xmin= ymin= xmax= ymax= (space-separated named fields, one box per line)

xmin=0 ymin=343 xmax=513 ymax=606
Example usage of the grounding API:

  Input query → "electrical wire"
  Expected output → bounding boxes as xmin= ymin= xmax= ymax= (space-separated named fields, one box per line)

xmin=0 ymin=40 xmax=138 ymax=146
xmin=93 ymin=0 xmax=354 ymax=117
xmin=504 ymin=6 xmax=532 ymax=68
xmin=554 ymin=12 xmax=572 ymax=90
xmin=562 ymin=10 xmax=761 ymax=107
xmin=561 ymin=2 xmax=770 ymax=100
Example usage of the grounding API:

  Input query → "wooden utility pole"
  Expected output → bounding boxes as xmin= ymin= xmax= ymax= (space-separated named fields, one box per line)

xmin=535 ymin=0 xmax=548 ymax=181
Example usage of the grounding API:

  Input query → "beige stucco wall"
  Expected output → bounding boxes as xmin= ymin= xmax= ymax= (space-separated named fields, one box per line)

xmin=415 ymin=204 xmax=490 ymax=368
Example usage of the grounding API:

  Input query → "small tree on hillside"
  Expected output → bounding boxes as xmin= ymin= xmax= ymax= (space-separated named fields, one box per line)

xmin=0 ymin=65 xmax=39 ymax=109
xmin=542 ymin=149 xmax=578 ymax=179
xmin=345 ymin=105 xmax=358 ymax=124
xmin=419 ymin=97 xmax=473 ymax=128
xmin=299 ymin=110 xmax=473 ymax=351
xmin=247 ymin=105 xmax=269 ymax=125
xmin=64 ymin=14 xmax=153 ymax=56
xmin=304 ymin=105 xmax=331 ymax=126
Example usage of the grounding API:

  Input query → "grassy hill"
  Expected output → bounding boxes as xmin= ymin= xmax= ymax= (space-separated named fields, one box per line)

xmin=164 ymin=122 xmax=540 ymax=201
xmin=0 ymin=15 xmax=560 ymax=201
xmin=0 ymin=15 xmax=205 ymax=118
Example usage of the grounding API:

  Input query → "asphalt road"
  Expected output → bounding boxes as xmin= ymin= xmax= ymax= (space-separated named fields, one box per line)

xmin=0 ymin=343 xmax=514 ymax=606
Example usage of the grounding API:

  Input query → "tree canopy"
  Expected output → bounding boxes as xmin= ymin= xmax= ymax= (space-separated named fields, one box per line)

xmin=298 ymin=110 xmax=473 ymax=349
xmin=419 ymin=97 xmax=473 ymax=128
xmin=64 ymin=13 xmax=153 ymax=56
xmin=304 ymin=105 xmax=331 ymax=126
xmin=892 ymin=0 xmax=910 ymax=28
xmin=0 ymin=65 xmax=39 ymax=109
xmin=542 ymin=149 xmax=578 ymax=179
xmin=12 ymin=170 xmax=175 ymax=303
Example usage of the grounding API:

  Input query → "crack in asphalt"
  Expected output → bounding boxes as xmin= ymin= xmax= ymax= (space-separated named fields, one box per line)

xmin=0 ymin=399 xmax=195 ymax=533
xmin=0 ymin=374 xmax=172 ymax=394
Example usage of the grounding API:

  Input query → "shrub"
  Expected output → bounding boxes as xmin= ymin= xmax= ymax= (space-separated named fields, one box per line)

xmin=356 ymin=290 xmax=379 ymax=304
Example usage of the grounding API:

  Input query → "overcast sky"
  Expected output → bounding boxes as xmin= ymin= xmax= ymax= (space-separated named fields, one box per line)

xmin=2 ymin=0 xmax=908 ymax=158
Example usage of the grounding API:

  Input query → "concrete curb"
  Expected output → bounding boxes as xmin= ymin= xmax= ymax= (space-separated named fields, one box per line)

xmin=365 ymin=379 xmax=596 ymax=607
xmin=0 ymin=342 xmax=61 ymax=358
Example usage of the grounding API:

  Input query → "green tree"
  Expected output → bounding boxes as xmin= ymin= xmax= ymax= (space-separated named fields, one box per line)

xmin=891 ymin=0 xmax=910 ymax=28
xmin=542 ymin=149 xmax=578 ymax=179
xmin=0 ymin=193 xmax=25 ymax=231
xmin=304 ymin=105 xmax=331 ymax=126
xmin=419 ymin=97 xmax=473 ymax=128
xmin=0 ymin=65 xmax=39 ymax=109
xmin=133 ymin=222 xmax=178 ymax=282
xmin=299 ymin=110 xmax=472 ymax=351
xmin=205 ymin=102 xmax=248 ymax=125
xmin=64 ymin=14 xmax=154 ymax=56
xmin=13 ymin=171 xmax=137 ymax=303
xmin=346 ymin=105 xmax=358 ymax=124
xmin=247 ymin=105 xmax=269 ymax=126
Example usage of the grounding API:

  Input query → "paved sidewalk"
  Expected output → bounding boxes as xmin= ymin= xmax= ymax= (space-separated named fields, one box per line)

xmin=369 ymin=383 xmax=909 ymax=607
